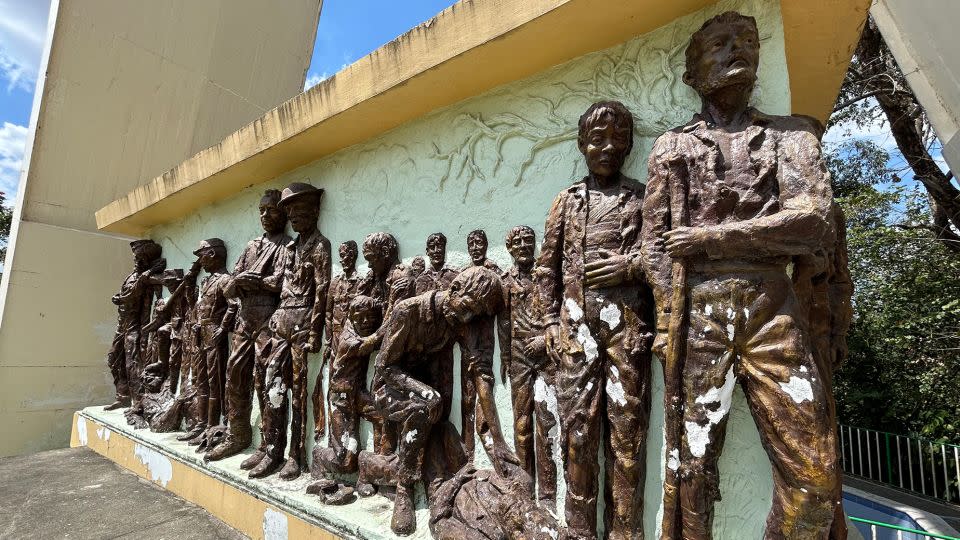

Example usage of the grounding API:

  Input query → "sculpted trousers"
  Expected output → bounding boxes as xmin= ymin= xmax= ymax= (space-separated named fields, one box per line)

xmin=107 ymin=330 xmax=132 ymax=401
xmin=262 ymin=328 xmax=310 ymax=468
xmin=509 ymin=358 xmax=558 ymax=503
xmin=200 ymin=325 xmax=228 ymax=428
xmin=679 ymin=271 xmax=841 ymax=540
xmin=224 ymin=320 xmax=270 ymax=443
xmin=315 ymin=356 xmax=368 ymax=474
xmin=558 ymin=295 xmax=651 ymax=540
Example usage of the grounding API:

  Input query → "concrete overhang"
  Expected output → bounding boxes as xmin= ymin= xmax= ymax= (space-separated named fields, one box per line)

xmin=96 ymin=0 xmax=871 ymax=236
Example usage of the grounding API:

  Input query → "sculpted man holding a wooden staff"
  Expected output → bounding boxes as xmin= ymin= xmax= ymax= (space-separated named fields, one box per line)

xmin=640 ymin=12 xmax=844 ymax=539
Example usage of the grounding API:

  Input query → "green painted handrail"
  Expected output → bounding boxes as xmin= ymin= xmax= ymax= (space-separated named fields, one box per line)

xmin=849 ymin=516 xmax=960 ymax=539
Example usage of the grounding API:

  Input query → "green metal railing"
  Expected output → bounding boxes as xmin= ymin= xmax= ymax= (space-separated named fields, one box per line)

xmin=849 ymin=516 xmax=960 ymax=540
xmin=840 ymin=424 xmax=960 ymax=504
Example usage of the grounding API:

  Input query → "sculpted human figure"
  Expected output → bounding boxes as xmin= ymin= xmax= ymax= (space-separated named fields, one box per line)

xmin=308 ymin=240 xmax=362 ymax=446
xmin=415 ymin=232 xmax=458 ymax=295
xmin=498 ymin=225 xmax=557 ymax=505
xmin=183 ymin=238 xmax=236 ymax=450
xmin=104 ymin=240 xmax=164 ymax=412
xmin=459 ymin=229 xmax=502 ymax=455
xmin=356 ymin=231 xmax=415 ymax=457
xmin=207 ymin=190 xmax=291 ymax=462
xmin=308 ymin=294 xmax=382 ymax=505
xmin=410 ymin=256 xmax=425 ymax=278
xmin=250 ymin=182 xmax=331 ymax=481
xmin=640 ymin=12 xmax=844 ymax=539
xmin=536 ymin=100 xmax=654 ymax=539
xmin=369 ymin=266 xmax=505 ymax=535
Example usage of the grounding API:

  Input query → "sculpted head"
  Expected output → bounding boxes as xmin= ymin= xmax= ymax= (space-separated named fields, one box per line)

xmin=426 ymin=232 xmax=447 ymax=270
xmin=505 ymin=225 xmax=536 ymax=269
xmin=259 ymin=189 xmax=286 ymax=235
xmin=683 ymin=11 xmax=759 ymax=97
xmin=339 ymin=240 xmax=358 ymax=273
xmin=131 ymin=240 xmax=162 ymax=272
xmin=279 ymin=182 xmax=323 ymax=234
xmin=578 ymin=101 xmax=634 ymax=179
xmin=445 ymin=266 xmax=503 ymax=324
xmin=466 ymin=229 xmax=488 ymax=266
xmin=348 ymin=295 xmax=382 ymax=337
xmin=193 ymin=238 xmax=227 ymax=272
xmin=363 ymin=232 xmax=399 ymax=276
xmin=410 ymin=256 xmax=425 ymax=276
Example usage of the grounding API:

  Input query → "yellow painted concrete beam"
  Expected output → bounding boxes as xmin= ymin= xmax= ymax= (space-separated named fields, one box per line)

xmin=96 ymin=0 xmax=870 ymax=235
xmin=71 ymin=412 xmax=341 ymax=540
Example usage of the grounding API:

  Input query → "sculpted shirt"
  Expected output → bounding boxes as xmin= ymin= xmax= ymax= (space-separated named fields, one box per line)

xmin=276 ymin=229 xmax=333 ymax=342
xmin=415 ymin=266 xmax=458 ymax=295
xmin=228 ymin=232 xmax=291 ymax=326
xmin=325 ymin=270 xmax=361 ymax=347
xmin=375 ymin=292 xmax=456 ymax=390
xmin=498 ymin=265 xmax=547 ymax=368
xmin=640 ymin=108 xmax=835 ymax=322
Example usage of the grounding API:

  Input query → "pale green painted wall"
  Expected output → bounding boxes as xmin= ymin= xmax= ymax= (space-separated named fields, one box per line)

xmin=152 ymin=0 xmax=790 ymax=536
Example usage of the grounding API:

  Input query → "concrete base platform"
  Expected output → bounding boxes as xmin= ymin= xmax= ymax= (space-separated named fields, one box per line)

xmin=69 ymin=407 xmax=429 ymax=540
xmin=0 ymin=446 xmax=244 ymax=539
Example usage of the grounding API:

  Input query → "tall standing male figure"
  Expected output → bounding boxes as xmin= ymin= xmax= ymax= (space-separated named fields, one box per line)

xmin=536 ymin=101 xmax=654 ymax=539
xmin=640 ymin=12 xmax=844 ymax=539
xmin=208 ymin=190 xmax=291 ymax=462
xmin=251 ymin=182 xmax=331 ymax=481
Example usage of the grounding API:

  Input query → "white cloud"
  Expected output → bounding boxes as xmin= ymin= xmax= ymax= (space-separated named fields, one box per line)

xmin=304 ymin=71 xmax=328 ymax=90
xmin=0 ymin=0 xmax=52 ymax=91
xmin=0 ymin=121 xmax=28 ymax=202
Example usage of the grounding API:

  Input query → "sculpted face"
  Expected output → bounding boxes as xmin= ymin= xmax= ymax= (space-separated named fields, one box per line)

xmin=259 ymin=197 xmax=286 ymax=235
xmin=285 ymin=197 xmax=320 ymax=234
xmin=508 ymin=229 xmax=536 ymax=267
xmin=683 ymin=19 xmax=759 ymax=96
xmin=133 ymin=249 xmax=152 ymax=271
xmin=467 ymin=234 xmax=488 ymax=266
xmin=363 ymin=244 xmax=392 ymax=276
xmin=339 ymin=243 xmax=358 ymax=272
xmin=426 ymin=237 xmax=446 ymax=269
xmin=446 ymin=289 xmax=480 ymax=324
xmin=197 ymin=247 xmax=220 ymax=272
xmin=579 ymin=115 xmax=631 ymax=179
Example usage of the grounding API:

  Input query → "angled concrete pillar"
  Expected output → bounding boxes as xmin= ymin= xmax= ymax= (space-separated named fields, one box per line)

xmin=0 ymin=0 xmax=322 ymax=457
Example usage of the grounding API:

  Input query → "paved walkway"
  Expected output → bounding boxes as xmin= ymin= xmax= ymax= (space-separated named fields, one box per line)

xmin=0 ymin=447 xmax=246 ymax=539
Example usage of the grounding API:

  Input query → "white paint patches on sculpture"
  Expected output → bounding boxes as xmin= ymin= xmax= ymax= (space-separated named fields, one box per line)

xmin=565 ymin=298 xmax=584 ymax=322
xmin=685 ymin=421 xmax=712 ymax=458
xmin=405 ymin=429 xmax=418 ymax=444
xmin=779 ymin=376 xmax=814 ymax=404
xmin=576 ymin=324 xmax=598 ymax=362
xmin=606 ymin=365 xmax=628 ymax=406
xmin=599 ymin=303 xmax=621 ymax=330
xmin=704 ymin=304 xmax=713 ymax=316
xmin=542 ymin=525 xmax=560 ymax=540
xmin=268 ymin=378 xmax=285 ymax=407
xmin=667 ymin=448 xmax=681 ymax=471
xmin=534 ymin=375 xmax=563 ymax=496
xmin=134 ymin=443 xmax=173 ymax=487
xmin=76 ymin=416 xmax=88 ymax=446
xmin=684 ymin=366 xmax=738 ymax=457
xmin=263 ymin=508 xmax=289 ymax=540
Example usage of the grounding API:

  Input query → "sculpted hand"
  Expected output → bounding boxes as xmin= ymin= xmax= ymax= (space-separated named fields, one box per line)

xmin=585 ymin=249 xmax=630 ymax=289
xmin=306 ymin=333 xmax=322 ymax=354
xmin=523 ymin=336 xmax=546 ymax=358
xmin=211 ymin=327 xmax=225 ymax=343
xmin=544 ymin=324 xmax=561 ymax=365
xmin=663 ymin=226 xmax=711 ymax=258
xmin=392 ymin=277 xmax=411 ymax=295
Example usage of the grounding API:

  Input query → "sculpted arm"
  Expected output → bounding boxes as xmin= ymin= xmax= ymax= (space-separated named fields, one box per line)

xmin=640 ymin=137 xmax=678 ymax=326
xmin=534 ymin=193 xmax=566 ymax=327
xmin=309 ymin=240 xmax=332 ymax=352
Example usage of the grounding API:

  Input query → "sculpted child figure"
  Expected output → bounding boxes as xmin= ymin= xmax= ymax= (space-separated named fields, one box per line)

xmin=250 ymin=182 xmax=331 ymax=481
xmin=498 ymin=225 xmax=557 ymax=505
xmin=308 ymin=294 xmax=382 ymax=505
xmin=208 ymin=189 xmax=290 ymax=462
xmin=185 ymin=238 xmax=236 ymax=450
xmin=536 ymin=100 xmax=654 ymax=539
xmin=308 ymin=240 xmax=362 ymax=446
xmin=640 ymin=12 xmax=844 ymax=539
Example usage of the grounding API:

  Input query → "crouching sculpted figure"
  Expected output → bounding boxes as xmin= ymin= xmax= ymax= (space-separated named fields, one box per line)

xmin=641 ymin=12 xmax=845 ymax=539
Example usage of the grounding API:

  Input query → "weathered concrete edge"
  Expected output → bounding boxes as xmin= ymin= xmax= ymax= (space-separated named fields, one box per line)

xmin=71 ymin=409 xmax=353 ymax=540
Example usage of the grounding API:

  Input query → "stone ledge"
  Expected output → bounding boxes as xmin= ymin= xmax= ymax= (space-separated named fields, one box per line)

xmin=69 ymin=407 xmax=430 ymax=539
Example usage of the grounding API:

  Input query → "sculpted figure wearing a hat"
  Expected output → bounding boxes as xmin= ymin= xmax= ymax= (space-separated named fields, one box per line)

xmin=250 ymin=182 xmax=332 ymax=481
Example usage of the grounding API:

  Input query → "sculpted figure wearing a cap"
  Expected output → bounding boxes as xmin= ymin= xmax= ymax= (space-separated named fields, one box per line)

xmin=250 ymin=182 xmax=332 ymax=481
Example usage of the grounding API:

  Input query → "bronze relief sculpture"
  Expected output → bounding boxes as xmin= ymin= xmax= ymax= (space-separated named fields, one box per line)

xmin=250 ymin=182 xmax=331 ymax=481
xmin=640 ymin=12 xmax=844 ymax=539
xmin=498 ymin=225 xmax=557 ymax=505
xmin=536 ymin=100 xmax=654 ymax=539
xmin=208 ymin=190 xmax=291 ymax=462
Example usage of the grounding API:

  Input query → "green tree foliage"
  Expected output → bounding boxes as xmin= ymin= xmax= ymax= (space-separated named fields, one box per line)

xmin=0 ymin=191 xmax=12 ymax=266
xmin=827 ymin=138 xmax=960 ymax=442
